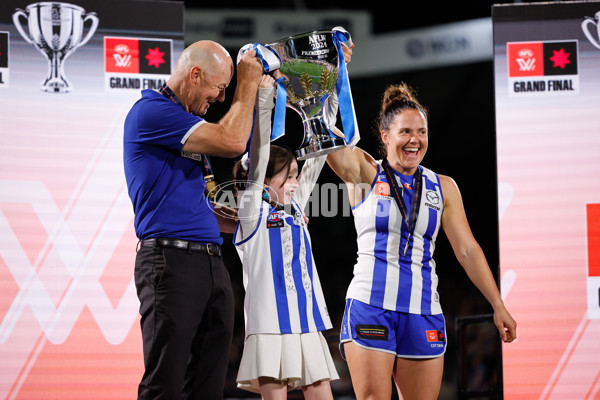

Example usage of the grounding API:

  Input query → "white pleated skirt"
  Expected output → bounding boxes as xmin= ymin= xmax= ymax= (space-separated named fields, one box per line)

xmin=236 ymin=331 xmax=340 ymax=393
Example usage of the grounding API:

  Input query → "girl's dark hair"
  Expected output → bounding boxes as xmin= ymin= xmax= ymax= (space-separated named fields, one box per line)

xmin=375 ymin=82 xmax=429 ymax=157
xmin=233 ymin=144 xmax=296 ymax=195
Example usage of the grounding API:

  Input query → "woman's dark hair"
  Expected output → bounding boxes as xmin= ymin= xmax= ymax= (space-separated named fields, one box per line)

xmin=375 ymin=82 xmax=429 ymax=157
xmin=233 ymin=144 xmax=295 ymax=195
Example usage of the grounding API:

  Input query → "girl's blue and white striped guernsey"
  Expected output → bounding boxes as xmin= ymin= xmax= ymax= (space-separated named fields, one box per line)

xmin=347 ymin=161 xmax=444 ymax=315
xmin=234 ymin=199 xmax=332 ymax=337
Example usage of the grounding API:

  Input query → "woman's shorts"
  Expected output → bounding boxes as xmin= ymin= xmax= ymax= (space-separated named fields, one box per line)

xmin=236 ymin=331 xmax=339 ymax=393
xmin=339 ymin=298 xmax=446 ymax=359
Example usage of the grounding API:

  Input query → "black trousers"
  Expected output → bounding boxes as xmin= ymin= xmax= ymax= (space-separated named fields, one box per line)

xmin=134 ymin=243 xmax=234 ymax=400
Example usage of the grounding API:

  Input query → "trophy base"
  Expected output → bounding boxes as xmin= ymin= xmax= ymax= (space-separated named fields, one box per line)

xmin=296 ymin=137 xmax=346 ymax=161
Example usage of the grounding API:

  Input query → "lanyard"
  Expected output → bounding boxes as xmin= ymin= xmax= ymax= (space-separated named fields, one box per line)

xmin=381 ymin=159 xmax=422 ymax=255
xmin=158 ymin=83 xmax=215 ymax=195
xmin=158 ymin=82 xmax=184 ymax=110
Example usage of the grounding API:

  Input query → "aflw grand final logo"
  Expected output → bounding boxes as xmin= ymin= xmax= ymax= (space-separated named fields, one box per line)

xmin=506 ymin=40 xmax=579 ymax=96
xmin=104 ymin=36 xmax=172 ymax=92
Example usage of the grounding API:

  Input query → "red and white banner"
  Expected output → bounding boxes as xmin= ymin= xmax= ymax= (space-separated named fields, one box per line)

xmin=104 ymin=36 xmax=172 ymax=92
xmin=506 ymin=40 xmax=580 ymax=95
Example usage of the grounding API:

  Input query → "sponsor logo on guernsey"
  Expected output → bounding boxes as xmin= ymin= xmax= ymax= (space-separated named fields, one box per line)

xmin=292 ymin=210 xmax=306 ymax=226
xmin=425 ymin=190 xmax=441 ymax=210
xmin=266 ymin=211 xmax=284 ymax=229
xmin=374 ymin=181 xmax=391 ymax=198
xmin=356 ymin=324 xmax=388 ymax=341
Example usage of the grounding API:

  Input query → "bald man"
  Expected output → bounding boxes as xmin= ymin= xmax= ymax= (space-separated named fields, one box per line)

xmin=123 ymin=40 xmax=264 ymax=399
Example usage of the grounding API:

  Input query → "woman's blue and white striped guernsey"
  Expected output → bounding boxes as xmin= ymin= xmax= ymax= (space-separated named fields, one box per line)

xmin=347 ymin=161 xmax=445 ymax=315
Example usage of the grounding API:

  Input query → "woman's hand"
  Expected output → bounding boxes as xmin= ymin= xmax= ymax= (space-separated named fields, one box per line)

xmin=342 ymin=43 xmax=353 ymax=63
xmin=494 ymin=305 xmax=518 ymax=343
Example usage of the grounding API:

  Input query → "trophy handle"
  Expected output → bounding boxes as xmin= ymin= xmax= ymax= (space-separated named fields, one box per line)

xmin=582 ymin=17 xmax=600 ymax=49
xmin=12 ymin=9 xmax=34 ymax=44
xmin=77 ymin=13 xmax=99 ymax=48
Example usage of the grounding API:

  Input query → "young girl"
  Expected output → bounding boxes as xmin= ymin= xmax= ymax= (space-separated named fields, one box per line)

xmin=232 ymin=74 xmax=339 ymax=399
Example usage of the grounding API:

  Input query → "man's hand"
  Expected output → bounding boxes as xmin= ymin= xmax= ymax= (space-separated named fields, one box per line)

xmin=236 ymin=49 xmax=264 ymax=86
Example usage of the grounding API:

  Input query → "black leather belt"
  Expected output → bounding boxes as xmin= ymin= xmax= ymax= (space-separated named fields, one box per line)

xmin=141 ymin=237 xmax=222 ymax=257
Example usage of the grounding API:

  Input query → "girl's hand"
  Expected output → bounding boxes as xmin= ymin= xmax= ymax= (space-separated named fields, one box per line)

xmin=258 ymin=74 xmax=275 ymax=88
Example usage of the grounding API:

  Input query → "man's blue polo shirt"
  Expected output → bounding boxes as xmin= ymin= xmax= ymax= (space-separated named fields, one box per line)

xmin=124 ymin=89 xmax=222 ymax=245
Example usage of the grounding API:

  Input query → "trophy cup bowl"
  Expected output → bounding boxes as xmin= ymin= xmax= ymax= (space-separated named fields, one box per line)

xmin=13 ymin=2 xmax=99 ymax=93
xmin=266 ymin=30 xmax=347 ymax=160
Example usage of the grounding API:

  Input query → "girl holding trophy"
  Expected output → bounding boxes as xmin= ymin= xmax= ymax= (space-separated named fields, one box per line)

xmin=325 ymin=82 xmax=518 ymax=399
xmin=231 ymin=72 xmax=340 ymax=398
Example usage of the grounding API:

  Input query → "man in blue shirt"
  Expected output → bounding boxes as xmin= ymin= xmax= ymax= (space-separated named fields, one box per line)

xmin=124 ymin=40 xmax=263 ymax=400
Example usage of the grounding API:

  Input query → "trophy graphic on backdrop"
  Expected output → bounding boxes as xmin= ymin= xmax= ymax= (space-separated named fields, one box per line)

xmin=13 ymin=2 xmax=98 ymax=93
xmin=582 ymin=11 xmax=600 ymax=49
xmin=240 ymin=27 xmax=358 ymax=161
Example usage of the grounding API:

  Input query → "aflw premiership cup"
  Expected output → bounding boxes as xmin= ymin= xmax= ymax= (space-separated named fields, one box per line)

xmin=239 ymin=27 xmax=358 ymax=160
xmin=13 ymin=2 xmax=99 ymax=93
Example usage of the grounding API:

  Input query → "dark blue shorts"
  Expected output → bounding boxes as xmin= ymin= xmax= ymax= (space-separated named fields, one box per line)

xmin=339 ymin=298 xmax=446 ymax=359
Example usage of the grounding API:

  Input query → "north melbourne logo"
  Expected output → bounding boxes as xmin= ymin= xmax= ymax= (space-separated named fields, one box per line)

xmin=425 ymin=190 xmax=441 ymax=211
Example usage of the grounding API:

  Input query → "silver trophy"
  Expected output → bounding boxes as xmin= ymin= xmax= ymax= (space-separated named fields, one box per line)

xmin=13 ymin=2 xmax=99 ymax=93
xmin=266 ymin=30 xmax=347 ymax=160
xmin=582 ymin=11 xmax=600 ymax=49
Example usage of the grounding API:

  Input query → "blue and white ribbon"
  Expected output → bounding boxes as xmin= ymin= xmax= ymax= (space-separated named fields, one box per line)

xmin=332 ymin=26 xmax=360 ymax=148
xmin=271 ymin=77 xmax=287 ymax=141
xmin=236 ymin=42 xmax=281 ymax=71
xmin=237 ymin=43 xmax=287 ymax=141
xmin=237 ymin=28 xmax=359 ymax=147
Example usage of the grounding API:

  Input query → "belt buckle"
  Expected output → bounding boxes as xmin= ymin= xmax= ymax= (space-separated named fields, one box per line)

xmin=206 ymin=244 xmax=213 ymax=256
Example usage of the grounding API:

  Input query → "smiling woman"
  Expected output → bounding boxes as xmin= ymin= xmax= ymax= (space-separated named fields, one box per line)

xmin=324 ymin=82 xmax=517 ymax=400
xmin=379 ymin=108 xmax=428 ymax=175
